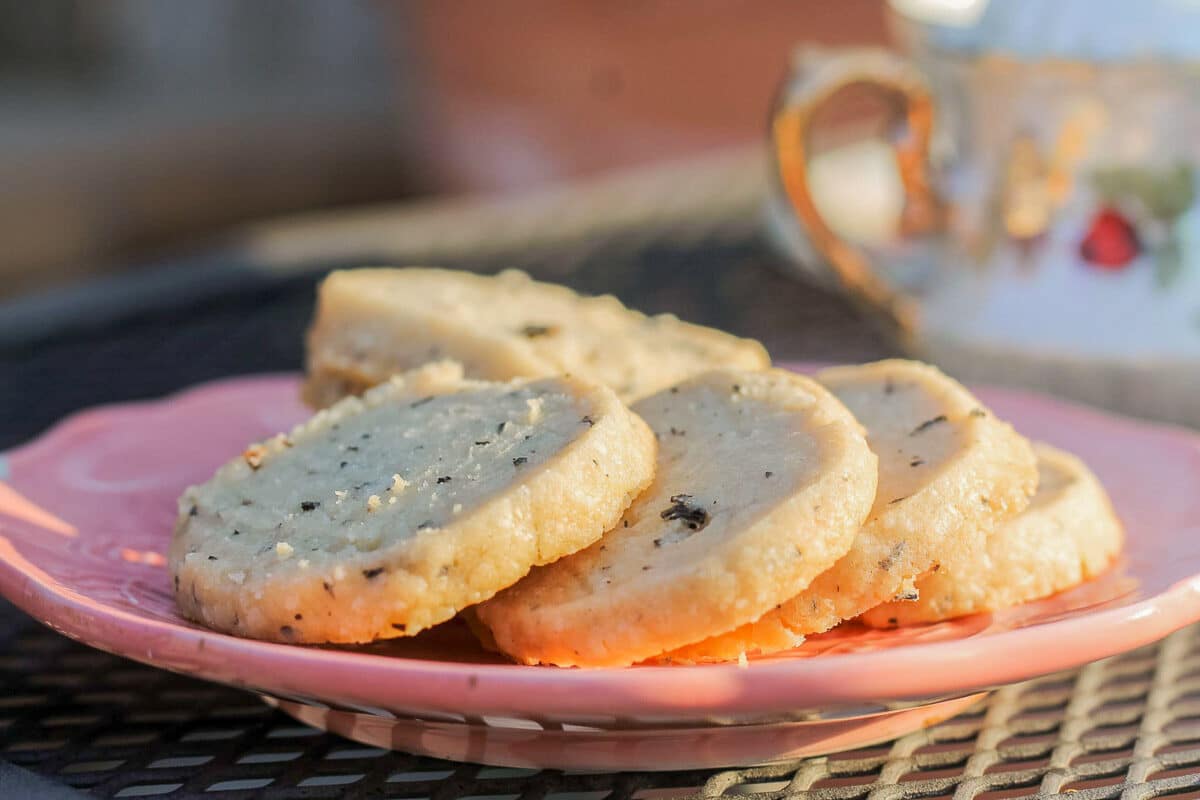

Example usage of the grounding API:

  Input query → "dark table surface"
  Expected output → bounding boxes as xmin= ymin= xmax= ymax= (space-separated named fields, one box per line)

xmin=4 ymin=197 xmax=1198 ymax=800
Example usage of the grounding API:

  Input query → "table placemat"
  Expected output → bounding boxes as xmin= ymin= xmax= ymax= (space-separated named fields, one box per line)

xmin=5 ymin=595 xmax=1200 ymax=799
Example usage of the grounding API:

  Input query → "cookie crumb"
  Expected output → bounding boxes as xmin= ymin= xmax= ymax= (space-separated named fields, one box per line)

xmin=242 ymin=444 xmax=267 ymax=470
xmin=275 ymin=542 xmax=294 ymax=560
xmin=526 ymin=397 xmax=544 ymax=423
xmin=367 ymin=494 xmax=382 ymax=512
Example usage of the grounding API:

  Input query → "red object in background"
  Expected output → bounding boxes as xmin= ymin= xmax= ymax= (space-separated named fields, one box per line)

xmin=404 ymin=0 xmax=886 ymax=193
xmin=1079 ymin=207 xmax=1140 ymax=269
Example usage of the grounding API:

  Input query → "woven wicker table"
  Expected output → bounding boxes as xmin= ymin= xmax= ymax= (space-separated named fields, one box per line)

xmin=2 ymin=153 xmax=1195 ymax=798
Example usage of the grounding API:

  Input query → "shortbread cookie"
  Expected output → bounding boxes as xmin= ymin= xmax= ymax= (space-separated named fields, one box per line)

xmin=302 ymin=267 xmax=770 ymax=407
xmin=862 ymin=443 xmax=1123 ymax=626
xmin=170 ymin=361 xmax=656 ymax=644
xmin=674 ymin=360 xmax=1038 ymax=659
xmin=475 ymin=368 xmax=877 ymax=667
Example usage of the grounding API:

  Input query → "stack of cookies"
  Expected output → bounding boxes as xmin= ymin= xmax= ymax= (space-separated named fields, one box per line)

xmin=171 ymin=268 xmax=1123 ymax=666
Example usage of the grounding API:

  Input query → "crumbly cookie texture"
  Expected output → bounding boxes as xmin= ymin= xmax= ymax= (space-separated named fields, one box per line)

xmin=475 ymin=367 xmax=877 ymax=667
xmin=302 ymin=267 xmax=770 ymax=406
xmin=862 ymin=443 xmax=1123 ymax=626
xmin=170 ymin=360 xmax=656 ymax=644
xmin=675 ymin=359 xmax=1038 ymax=659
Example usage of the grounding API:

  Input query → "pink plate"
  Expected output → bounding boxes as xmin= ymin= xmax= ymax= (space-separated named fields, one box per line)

xmin=2 ymin=366 xmax=1199 ymax=770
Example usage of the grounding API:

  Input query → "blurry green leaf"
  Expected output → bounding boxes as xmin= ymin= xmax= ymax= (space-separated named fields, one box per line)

xmin=1089 ymin=163 xmax=1195 ymax=220
xmin=1090 ymin=167 xmax=1139 ymax=202
xmin=1144 ymin=164 xmax=1195 ymax=219
xmin=1155 ymin=226 xmax=1185 ymax=289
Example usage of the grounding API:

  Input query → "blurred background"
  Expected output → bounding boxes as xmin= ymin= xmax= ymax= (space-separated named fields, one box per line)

xmin=5 ymin=0 xmax=1198 ymax=443
xmin=0 ymin=0 xmax=883 ymax=299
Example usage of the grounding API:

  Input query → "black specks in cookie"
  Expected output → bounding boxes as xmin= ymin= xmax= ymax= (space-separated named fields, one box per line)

xmin=188 ymin=504 xmax=199 ymax=517
xmin=660 ymin=494 xmax=710 ymax=531
xmin=512 ymin=457 xmax=528 ymax=467
xmin=300 ymin=501 xmax=320 ymax=512
xmin=497 ymin=421 xmax=508 ymax=434
xmin=580 ymin=415 xmax=595 ymax=427
xmin=669 ymin=427 xmax=686 ymax=436
xmin=883 ymin=377 xmax=896 ymax=395
xmin=410 ymin=396 xmax=434 ymax=408
xmin=392 ymin=622 xmax=407 ymax=632
xmin=969 ymin=408 xmax=987 ymax=418
xmin=520 ymin=324 xmax=557 ymax=337
xmin=888 ymin=495 xmax=909 ymax=505
xmin=878 ymin=541 xmax=906 ymax=571
xmin=206 ymin=555 xmax=217 ymax=561
xmin=322 ymin=581 xmax=335 ymax=596
xmin=362 ymin=567 xmax=385 ymax=580
xmin=436 ymin=476 xmax=452 ymax=484
xmin=417 ymin=520 xmax=437 ymax=530
xmin=764 ymin=471 xmax=774 ymax=478
xmin=909 ymin=457 xmax=925 ymax=467
xmin=911 ymin=415 xmax=948 ymax=435
xmin=474 ymin=440 xmax=491 ymax=446
xmin=279 ymin=625 xmax=296 ymax=640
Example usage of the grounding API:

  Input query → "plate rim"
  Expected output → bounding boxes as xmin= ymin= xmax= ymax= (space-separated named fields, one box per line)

xmin=2 ymin=367 xmax=1200 ymax=721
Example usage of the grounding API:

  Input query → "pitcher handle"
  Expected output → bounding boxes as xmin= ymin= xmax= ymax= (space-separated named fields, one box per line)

xmin=772 ymin=48 xmax=940 ymax=342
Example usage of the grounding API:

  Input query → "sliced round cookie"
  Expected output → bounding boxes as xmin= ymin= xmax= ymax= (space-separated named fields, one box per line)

xmin=474 ymin=368 xmax=877 ymax=667
xmin=862 ymin=443 xmax=1123 ymax=626
xmin=170 ymin=361 xmax=657 ymax=644
xmin=303 ymin=267 xmax=770 ymax=407
xmin=672 ymin=359 xmax=1038 ymax=660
